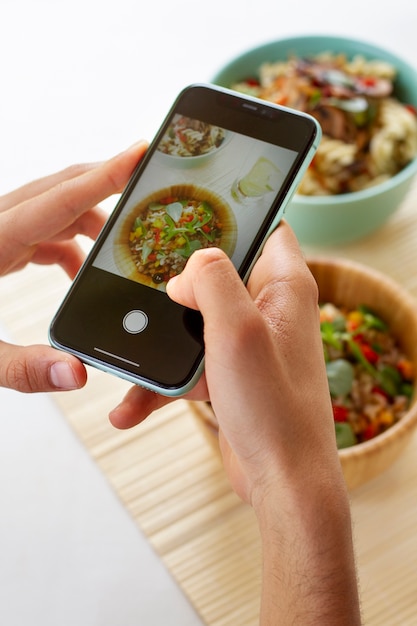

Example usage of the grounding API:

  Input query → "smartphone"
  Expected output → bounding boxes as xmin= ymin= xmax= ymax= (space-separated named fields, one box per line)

xmin=49 ymin=83 xmax=321 ymax=396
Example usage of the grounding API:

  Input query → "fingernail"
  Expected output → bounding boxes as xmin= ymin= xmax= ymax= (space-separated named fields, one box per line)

xmin=49 ymin=361 xmax=79 ymax=390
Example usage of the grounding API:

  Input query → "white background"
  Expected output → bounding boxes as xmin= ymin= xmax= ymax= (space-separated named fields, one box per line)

xmin=1 ymin=1 xmax=417 ymax=624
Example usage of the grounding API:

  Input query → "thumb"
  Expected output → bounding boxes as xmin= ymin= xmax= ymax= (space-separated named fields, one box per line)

xmin=167 ymin=247 xmax=254 ymax=325
xmin=0 ymin=341 xmax=87 ymax=393
xmin=167 ymin=248 xmax=262 ymax=368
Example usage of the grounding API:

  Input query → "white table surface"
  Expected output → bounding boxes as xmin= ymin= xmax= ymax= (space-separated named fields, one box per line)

xmin=1 ymin=1 xmax=417 ymax=624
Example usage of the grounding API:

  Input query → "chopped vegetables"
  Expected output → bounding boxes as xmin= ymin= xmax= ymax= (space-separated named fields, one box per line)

xmin=320 ymin=303 xmax=414 ymax=448
xmin=157 ymin=115 xmax=226 ymax=158
xmin=129 ymin=195 xmax=222 ymax=285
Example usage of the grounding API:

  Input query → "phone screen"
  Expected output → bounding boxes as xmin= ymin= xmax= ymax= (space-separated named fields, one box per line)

xmin=50 ymin=84 xmax=320 ymax=395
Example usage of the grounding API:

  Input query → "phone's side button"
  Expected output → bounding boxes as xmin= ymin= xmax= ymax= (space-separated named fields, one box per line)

xmin=123 ymin=310 xmax=149 ymax=334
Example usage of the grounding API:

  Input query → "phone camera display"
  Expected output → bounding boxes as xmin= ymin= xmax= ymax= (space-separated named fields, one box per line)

xmin=50 ymin=86 xmax=319 ymax=394
xmin=92 ymin=113 xmax=298 ymax=291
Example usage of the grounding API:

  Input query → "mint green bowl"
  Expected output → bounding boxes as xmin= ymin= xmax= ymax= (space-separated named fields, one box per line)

xmin=212 ymin=35 xmax=417 ymax=246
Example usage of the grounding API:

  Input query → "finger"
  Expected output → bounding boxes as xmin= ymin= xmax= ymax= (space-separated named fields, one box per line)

xmin=109 ymin=372 xmax=209 ymax=429
xmin=167 ymin=246 xmax=255 ymax=329
xmin=167 ymin=247 xmax=263 ymax=388
xmin=31 ymin=241 xmax=86 ymax=278
xmin=0 ymin=163 xmax=100 ymax=213
xmin=109 ymin=385 xmax=175 ymax=429
xmin=166 ymin=223 xmax=306 ymax=315
xmin=46 ymin=205 xmax=108 ymax=243
xmin=0 ymin=140 xmax=148 ymax=256
xmin=0 ymin=341 xmax=87 ymax=393
xmin=2 ymin=205 xmax=108 ymax=276
xmin=167 ymin=247 xmax=282 ymax=460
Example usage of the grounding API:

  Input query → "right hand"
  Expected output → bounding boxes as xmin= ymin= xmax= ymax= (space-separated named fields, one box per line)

xmin=166 ymin=223 xmax=360 ymax=625
xmin=111 ymin=221 xmax=360 ymax=625
xmin=170 ymin=223 xmax=341 ymax=505
xmin=110 ymin=222 xmax=341 ymax=506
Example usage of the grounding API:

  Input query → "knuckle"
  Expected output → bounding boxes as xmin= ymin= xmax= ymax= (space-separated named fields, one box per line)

xmin=237 ymin=313 xmax=267 ymax=345
xmin=255 ymin=261 xmax=320 ymax=336
xmin=296 ymin=262 xmax=320 ymax=303
xmin=60 ymin=163 xmax=94 ymax=179
xmin=3 ymin=357 xmax=41 ymax=393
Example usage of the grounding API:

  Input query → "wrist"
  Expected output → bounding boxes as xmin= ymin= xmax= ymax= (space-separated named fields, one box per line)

xmin=253 ymin=470 xmax=362 ymax=625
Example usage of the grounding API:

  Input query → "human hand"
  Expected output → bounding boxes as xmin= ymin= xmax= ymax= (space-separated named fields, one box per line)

xmin=109 ymin=222 xmax=340 ymax=504
xmin=0 ymin=141 xmax=148 ymax=393
xmin=110 ymin=221 xmax=361 ymax=624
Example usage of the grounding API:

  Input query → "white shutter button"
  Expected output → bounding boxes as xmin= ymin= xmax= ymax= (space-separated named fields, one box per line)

xmin=123 ymin=310 xmax=149 ymax=334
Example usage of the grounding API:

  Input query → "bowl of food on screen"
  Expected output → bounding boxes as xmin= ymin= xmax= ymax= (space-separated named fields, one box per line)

xmin=113 ymin=184 xmax=237 ymax=289
xmin=212 ymin=35 xmax=417 ymax=246
xmin=154 ymin=115 xmax=231 ymax=168
xmin=190 ymin=256 xmax=417 ymax=490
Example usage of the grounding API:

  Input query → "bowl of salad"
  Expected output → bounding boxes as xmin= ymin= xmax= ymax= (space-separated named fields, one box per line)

xmin=155 ymin=116 xmax=231 ymax=168
xmin=189 ymin=256 xmax=417 ymax=490
xmin=113 ymin=184 xmax=237 ymax=289
xmin=212 ymin=35 xmax=417 ymax=246
xmin=310 ymin=256 xmax=417 ymax=489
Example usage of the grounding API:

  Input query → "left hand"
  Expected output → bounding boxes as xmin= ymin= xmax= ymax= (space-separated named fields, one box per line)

xmin=0 ymin=141 xmax=148 ymax=393
xmin=0 ymin=141 xmax=147 ymax=278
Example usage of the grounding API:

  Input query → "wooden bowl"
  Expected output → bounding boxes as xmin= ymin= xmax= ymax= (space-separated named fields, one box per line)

xmin=113 ymin=184 xmax=237 ymax=288
xmin=189 ymin=257 xmax=417 ymax=490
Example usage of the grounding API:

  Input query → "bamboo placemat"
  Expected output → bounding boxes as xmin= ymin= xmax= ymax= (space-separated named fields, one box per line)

xmin=2 ymin=181 xmax=417 ymax=624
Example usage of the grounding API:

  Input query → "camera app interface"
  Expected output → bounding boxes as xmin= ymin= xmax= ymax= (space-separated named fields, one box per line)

xmin=93 ymin=114 xmax=299 ymax=291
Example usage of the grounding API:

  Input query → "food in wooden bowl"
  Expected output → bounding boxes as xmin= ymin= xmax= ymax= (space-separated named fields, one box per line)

xmin=113 ymin=184 xmax=237 ymax=289
xmin=189 ymin=257 xmax=417 ymax=490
